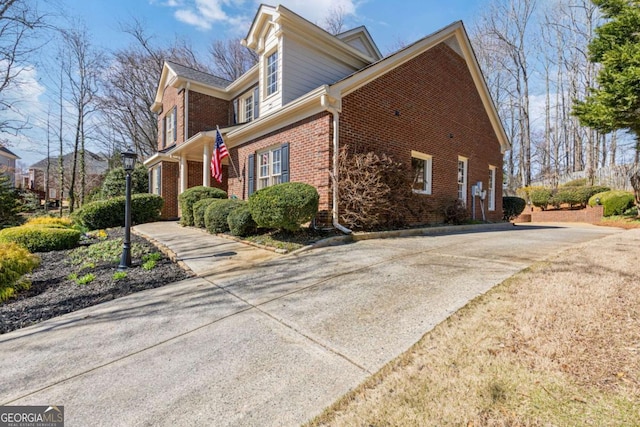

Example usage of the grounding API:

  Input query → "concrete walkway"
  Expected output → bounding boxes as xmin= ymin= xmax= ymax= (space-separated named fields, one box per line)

xmin=0 ymin=222 xmax=624 ymax=426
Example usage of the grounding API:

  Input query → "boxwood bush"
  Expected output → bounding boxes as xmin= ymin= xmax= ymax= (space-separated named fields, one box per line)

xmin=0 ymin=242 xmax=40 ymax=302
xmin=193 ymin=198 xmax=219 ymax=229
xmin=227 ymin=203 xmax=257 ymax=237
xmin=249 ymin=182 xmax=319 ymax=231
xmin=588 ymin=190 xmax=634 ymax=216
xmin=530 ymin=188 xmax=553 ymax=209
xmin=178 ymin=186 xmax=228 ymax=226
xmin=204 ymin=199 xmax=243 ymax=234
xmin=0 ymin=226 xmax=82 ymax=252
xmin=73 ymin=194 xmax=164 ymax=230
xmin=502 ymin=196 xmax=526 ymax=220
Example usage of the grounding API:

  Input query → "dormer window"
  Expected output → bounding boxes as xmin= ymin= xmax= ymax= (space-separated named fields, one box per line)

xmin=266 ymin=50 xmax=278 ymax=96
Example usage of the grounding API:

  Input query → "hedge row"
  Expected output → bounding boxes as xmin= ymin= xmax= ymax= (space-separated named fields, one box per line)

xmin=186 ymin=182 xmax=320 ymax=237
xmin=502 ymin=197 xmax=526 ymax=220
xmin=72 ymin=193 xmax=164 ymax=230
xmin=529 ymin=185 xmax=610 ymax=210
xmin=588 ymin=190 xmax=634 ymax=216
xmin=178 ymin=186 xmax=228 ymax=227
xmin=0 ymin=225 xmax=81 ymax=252
xmin=0 ymin=242 xmax=40 ymax=302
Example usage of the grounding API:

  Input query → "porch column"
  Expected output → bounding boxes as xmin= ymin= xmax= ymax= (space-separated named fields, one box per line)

xmin=203 ymin=143 xmax=211 ymax=187
xmin=179 ymin=156 xmax=187 ymax=193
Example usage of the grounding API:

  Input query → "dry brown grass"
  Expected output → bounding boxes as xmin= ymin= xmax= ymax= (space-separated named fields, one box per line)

xmin=307 ymin=230 xmax=640 ymax=427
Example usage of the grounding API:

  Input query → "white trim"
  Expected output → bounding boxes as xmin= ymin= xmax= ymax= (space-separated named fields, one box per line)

xmin=488 ymin=165 xmax=496 ymax=211
xmin=458 ymin=156 xmax=468 ymax=204
xmin=411 ymin=151 xmax=432 ymax=195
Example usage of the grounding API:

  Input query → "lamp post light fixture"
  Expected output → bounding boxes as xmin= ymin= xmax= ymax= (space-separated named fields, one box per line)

xmin=118 ymin=149 xmax=138 ymax=270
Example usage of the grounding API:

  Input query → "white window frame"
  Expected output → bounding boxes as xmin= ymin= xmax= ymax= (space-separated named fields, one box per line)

xmin=411 ymin=151 xmax=432 ymax=195
xmin=458 ymin=156 xmax=468 ymax=204
xmin=165 ymin=108 xmax=175 ymax=146
xmin=151 ymin=165 xmax=161 ymax=195
xmin=488 ymin=165 xmax=496 ymax=211
xmin=265 ymin=50 xmax=278 ymax=97
xmin=257 ymin=146 xmax=282 ymax=190
xmin=243 ymin=93 xmax=253 ymax=122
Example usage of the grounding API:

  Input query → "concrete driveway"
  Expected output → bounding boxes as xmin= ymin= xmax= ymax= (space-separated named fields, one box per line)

xmin=0 ymin=223 xmax=622 ymax=426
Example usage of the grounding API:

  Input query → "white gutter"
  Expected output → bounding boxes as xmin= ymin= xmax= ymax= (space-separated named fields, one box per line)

xmin=321 ymin=94 xmax=352 ymax=235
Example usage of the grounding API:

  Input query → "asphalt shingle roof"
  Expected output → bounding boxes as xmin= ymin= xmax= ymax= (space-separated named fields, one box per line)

xmin=165 ymin=61 xmax=232 ymax=89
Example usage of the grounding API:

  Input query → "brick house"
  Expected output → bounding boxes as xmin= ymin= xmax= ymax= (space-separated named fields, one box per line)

xmin=0 ymin=146 xmax=19 ymax=186
xmin=144 ymin=4 xmax=509 ymax=227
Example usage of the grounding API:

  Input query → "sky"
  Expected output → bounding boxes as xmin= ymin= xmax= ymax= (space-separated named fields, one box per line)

xmin=5 ymin=0 xmax=485 ymax=167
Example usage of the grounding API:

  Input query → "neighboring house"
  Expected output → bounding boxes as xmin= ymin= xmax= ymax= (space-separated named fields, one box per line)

xmin=29 ymin=151 xmax=109 ymax=202
xmin=144 ymin=4 xmax=509 ymax=225
xmin=0 ymin=146 xmax=19 ymax=186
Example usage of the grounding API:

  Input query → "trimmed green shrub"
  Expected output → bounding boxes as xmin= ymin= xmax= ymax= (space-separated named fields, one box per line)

xmin=0 ymin=226 xmax=81 ymax=252
xmin=502 ymin=197 xmax=526 ymax=220
xmin=193 ymin=198 xmax=219 ymax=229
xmin=530 ymin=188 xmax=553 ymax=210
xmin=178 ymin=186 xmax=228 ymax=226
xmin=205 ymin=199 xmax=243 ymax=234
xmin=588 ymin=190 xmax=634 ymax=216
xmin=131 ymin=193 xmax=164 ymax=224
xmin=249 ymin=182 xmax=319 ymax=231
xmin=561 ymin=178 xmax=588 ymax=187
xmin=0 ymin=242 xmax=39 ymax=302
xmin=227 ymin=203 xmax=257 ymax=237
xmin=516 ymin=186 xmax=546 ymax=204
xmin=72 ymin=194 xmax=163 ymax=230
xmin=101 ymin=164 xmax=149 ymax=198
xmin=25 ymin=216 xmax=74 ymax=228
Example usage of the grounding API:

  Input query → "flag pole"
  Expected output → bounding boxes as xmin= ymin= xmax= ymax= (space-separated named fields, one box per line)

xmin=216 ymin=125 xmax=242 ymax=182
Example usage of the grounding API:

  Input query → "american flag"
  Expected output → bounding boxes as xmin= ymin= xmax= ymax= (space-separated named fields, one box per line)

xmin=210 ymin=129 xmax=229 ymax=183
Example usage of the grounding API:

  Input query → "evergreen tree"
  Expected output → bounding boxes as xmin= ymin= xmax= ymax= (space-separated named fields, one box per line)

xmin=573 ymin=0 xmax=640 ymax=213
xmin=0 ymin=174 xmax=21 ymax=228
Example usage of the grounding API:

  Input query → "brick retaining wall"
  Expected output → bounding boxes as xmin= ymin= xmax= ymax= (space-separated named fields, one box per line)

xmin=515 ymin=205 xmax=604 ymax=223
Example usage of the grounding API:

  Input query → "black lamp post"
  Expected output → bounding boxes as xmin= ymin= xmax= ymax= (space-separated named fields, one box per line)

xmin=118 ymin=149 xmax=137 ymax=270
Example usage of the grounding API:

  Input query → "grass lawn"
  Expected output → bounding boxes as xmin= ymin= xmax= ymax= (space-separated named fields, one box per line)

xmin=308 ymin=228 xmax=640 ymax=426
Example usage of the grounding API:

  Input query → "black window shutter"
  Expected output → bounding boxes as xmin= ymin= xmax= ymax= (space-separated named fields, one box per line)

xmin=162 ymin=116 xmax=167 ymax=148
xmin=172 ymin=107 xmax=177 ymax=142
xmin=148 ymin=170 xmax=152 ymax=193
xmin=248 ymin=153 xmax=255 ymax=196
xmin=281 ymin=143 xmax=289 ymax=183
xmin=253 ymin=86 xmax=259 ymax=119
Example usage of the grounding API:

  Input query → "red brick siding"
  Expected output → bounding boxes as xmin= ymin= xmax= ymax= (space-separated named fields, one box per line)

xmin=188 ymin=91 xmax=231 ymax=138
xmin=157 ymin=86 xmax=184 ymax=150
xmin=160 ymin=161 xmax=179 ymax=219
xmin=340 ymin=43 xmax=504 ymax=223
xmin=227 ymin=113 xmax=332 ymax=223
xmin=515 ymin=205 xmax=604 ymax=223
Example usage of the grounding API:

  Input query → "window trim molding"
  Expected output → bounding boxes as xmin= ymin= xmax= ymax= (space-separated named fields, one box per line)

xmin=265 ymin=49 xmax=279 ymax=98
xmin=458 ymin=156 xmax=468 ymax=205
xmin=257 ymin=145 xmax=283 ymax=190
xmin=411 ymin=150 xmax=432 ymax=195
xmin=488 ymin=165 xmax=496 ymax=211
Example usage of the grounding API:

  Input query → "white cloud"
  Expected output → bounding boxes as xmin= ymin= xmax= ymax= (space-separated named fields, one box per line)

xmin=156 ymin=0 xmax=359 ymax=33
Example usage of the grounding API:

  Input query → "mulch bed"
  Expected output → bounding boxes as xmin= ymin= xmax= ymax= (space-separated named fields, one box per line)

xmin=0 ymin=228 xmax=191 ymax=334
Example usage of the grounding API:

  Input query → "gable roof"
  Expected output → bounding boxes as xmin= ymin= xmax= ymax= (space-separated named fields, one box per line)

xmin=165 ymin=61 xmax=232 ymax=89
xmin=336 ymin=26 xmax=382 ymax=60
xmin=243 ymin=4 xmax=381 ymax=64
xmin=30 ymin=150 xmax=108 ymax=175
xmin=0 ymin=146 xmax=19 ymax=160
xmin=151 ymin=62 xmax=234 ymax=112
xmin=329 ymin=21 xmax=510 ymax=153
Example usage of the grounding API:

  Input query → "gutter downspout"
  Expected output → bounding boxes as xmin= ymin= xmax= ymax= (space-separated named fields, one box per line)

xmin=321 ymin=92 xmax=352 ymax=235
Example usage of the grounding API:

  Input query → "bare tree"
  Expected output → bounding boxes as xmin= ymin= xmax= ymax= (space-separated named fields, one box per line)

xmin=323 ymin=4 xmax=347 ymax=35
xmin=61 ymin=24 xmax=103 ymax=211
xmin=0 ymin=0 xmax=49 ymax=136
xmin=208 ymin=38 xmax=257 ymax=81
xmin=98 ymin=20 xmax=211 ymax=158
